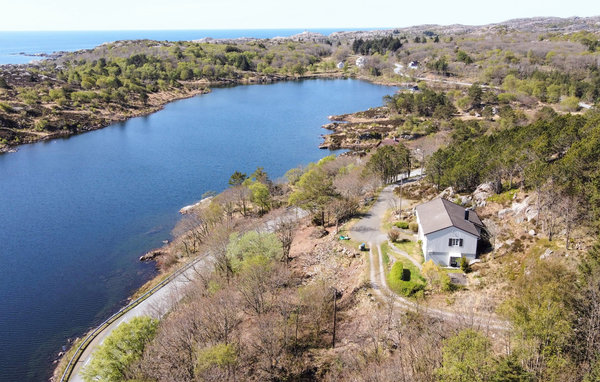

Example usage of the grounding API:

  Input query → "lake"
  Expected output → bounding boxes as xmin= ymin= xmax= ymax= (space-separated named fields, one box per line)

xmin=0 ymin=78 xmax=395 ymax=381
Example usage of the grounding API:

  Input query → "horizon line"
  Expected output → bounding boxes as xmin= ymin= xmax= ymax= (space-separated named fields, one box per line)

xmin=0 ymin=27 xmax=393 ymax=33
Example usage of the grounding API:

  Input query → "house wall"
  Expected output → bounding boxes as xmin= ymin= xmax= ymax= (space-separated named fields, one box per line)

xmin=426 ymin=227 xmax=478 ymax=256
xmin=428 ymin=252 xmax=452 ymax=267
xmin=418 ymin=226 xmax=479 ymax=267
xmin=416 ymin=211 xmax=428 ymax=260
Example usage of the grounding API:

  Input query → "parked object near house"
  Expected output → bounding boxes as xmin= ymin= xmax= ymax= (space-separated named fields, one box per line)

xmin=337 ymin=61 xmax=345 ymax=69
xmin=415 ymin=198 xmax=484 ymax=267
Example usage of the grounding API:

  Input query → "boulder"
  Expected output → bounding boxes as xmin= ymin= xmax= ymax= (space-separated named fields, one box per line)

xmin=437 ymin=187 xmax=456 ymax=200
xmin=529 ymin=229 xmax=536 ymax=236
xmin=540 ymin=248 xmax=553 ymax=260
xmin=472 ymin=183 xmax=494 ymax=207
xmin=510 ymin=195 xmax=538 ymax=223
xmin=459 ymin=195 xmax=472 ymax=205
xmin=139 ymin=250 xmax=165 ymax=262
xmin=498 ymin=208 xmax=512 ymax=218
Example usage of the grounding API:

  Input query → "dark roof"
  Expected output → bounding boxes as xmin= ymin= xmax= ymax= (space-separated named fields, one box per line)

xmin=415 ymin=198 xmax=483 ymax=237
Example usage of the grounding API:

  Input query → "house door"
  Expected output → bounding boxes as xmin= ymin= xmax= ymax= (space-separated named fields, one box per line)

xmin=449 ymin=256 xmax=461 ymax=267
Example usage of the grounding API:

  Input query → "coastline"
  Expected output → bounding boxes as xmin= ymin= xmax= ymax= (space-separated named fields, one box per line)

xmin=47 ymin=73 xmax=395 ymax=380
xmin=0 ymin=71 xmax=401 ymax=155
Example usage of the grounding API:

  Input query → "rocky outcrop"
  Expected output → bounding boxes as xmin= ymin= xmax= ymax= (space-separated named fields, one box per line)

xmin=437 ymin=187 xmax=456 ymax=200
xmin=472 ymin=183 xmax=494 ymax=207
xmin=139 ymin=250 xmax=165 ymax=262
xmin=496 ymin=195 xmax=538 ymax=223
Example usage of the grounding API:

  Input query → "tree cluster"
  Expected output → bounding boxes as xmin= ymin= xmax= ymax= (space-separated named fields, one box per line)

xmin=386 ymin=88 xmax=457 ymax=119
xmin=351 ymin=36 xmax=403 ymax=55
xmin=427 ymin=111 xmax=600 ymax=244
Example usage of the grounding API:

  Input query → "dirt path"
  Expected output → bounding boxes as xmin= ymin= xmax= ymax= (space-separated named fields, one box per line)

xmin=353 ymin=178 xmax=508 ymax=331
xmin=387 ymin=240 xmax=423 ymax=270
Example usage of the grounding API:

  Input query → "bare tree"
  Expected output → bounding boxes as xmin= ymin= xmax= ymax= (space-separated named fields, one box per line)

xmin=274 ymin=216 xmax=298 ymax=263
xmin=172 ymin=202 xmax=224 ymax=255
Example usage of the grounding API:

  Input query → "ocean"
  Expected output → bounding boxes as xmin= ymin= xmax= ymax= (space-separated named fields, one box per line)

xmin=0 ymin=29 xmax=372 ymax=65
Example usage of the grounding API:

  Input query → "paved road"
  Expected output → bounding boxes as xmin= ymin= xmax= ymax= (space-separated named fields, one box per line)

xmin=68 ymin=206 xmax=305 ymax=381
xmin=70 ymin=256 xmax=211 ymax=382
xmin=350 ymin=176 xmax=508 ymax=331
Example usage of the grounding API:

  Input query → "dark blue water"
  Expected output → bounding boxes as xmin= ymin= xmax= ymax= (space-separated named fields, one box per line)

xmin=0 ymin=79 xmax=394 ymax=381
xmin=0 ymin=29 xmax=372 ymax=65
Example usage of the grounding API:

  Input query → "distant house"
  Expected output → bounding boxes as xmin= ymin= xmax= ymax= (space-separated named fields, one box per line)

xmin=337 ymin=61 xmax=345 ymax=69
xmin=355 ymin=56 xmax=367 ymax=68
xmin=415 ymin=198 xmax=484 ymax=267
xmin=408 ymin=61 xmax=419 ymax=69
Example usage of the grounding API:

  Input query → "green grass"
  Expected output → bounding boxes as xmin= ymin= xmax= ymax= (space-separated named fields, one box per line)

xmin=0 ymin=102 xmax=13 ymax=113
xmin=487 ymin=188 xmax=518 ymax=205
xmin=392 ymin=240 xmax=424 ymax=264
xmin=381 ymin=242 xmax=426 ymax=297
xmin=382 ymin=208 xmax=394 ymax=232
xmin=382 ymin=245 xmax=390 ymax=266
xmin=394 ymin=221 xmax=409 ymax=229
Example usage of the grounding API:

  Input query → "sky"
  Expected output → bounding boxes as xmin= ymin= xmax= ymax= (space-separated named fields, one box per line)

xmin=3 ymin=0 xmax=600 ymax=31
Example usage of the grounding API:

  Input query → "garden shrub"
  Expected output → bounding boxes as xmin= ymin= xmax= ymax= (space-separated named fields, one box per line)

xmin=394 ymin=221 xmax=409 ymax=229
xmin=460 ymin=256 xmax=470 ymax=273
xmin=388 ymin=261 xmax=425 ymax=296
xmin=389 ymin=262 xmax=403 ymax=281
xmin=388 ymin=228 xmax=401 ymax=242
xmin=409 ymin=222 xmax=419 ymax=233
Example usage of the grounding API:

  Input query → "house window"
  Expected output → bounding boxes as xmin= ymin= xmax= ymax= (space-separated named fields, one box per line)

xmin=448 ymin=238 xmax=463 ymax=247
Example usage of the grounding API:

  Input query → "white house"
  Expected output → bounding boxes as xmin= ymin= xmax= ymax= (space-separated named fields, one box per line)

xmin=355 ymin=56 xmax=366 ymax=68
xmin=415 ymin=198 xmax=484 ymax=267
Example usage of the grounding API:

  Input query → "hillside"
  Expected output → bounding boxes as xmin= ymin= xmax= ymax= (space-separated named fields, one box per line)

xmin=3 ymin=16 xmax=600 ymax=153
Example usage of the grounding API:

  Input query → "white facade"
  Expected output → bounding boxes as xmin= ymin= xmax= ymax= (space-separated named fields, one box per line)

xmin=355 ymin=56 xmax=366 ymax=68
xmin=416 ymin=211 xmax=479 ymax=267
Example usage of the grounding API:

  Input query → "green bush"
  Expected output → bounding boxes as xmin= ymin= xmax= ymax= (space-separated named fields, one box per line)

xmin=0 ymin=102 xmax=13 ymax=113
xmin=560 ymin=96 xmax=580 ymax=112
xmin=487 ymin=188 xmax=517 ymax=205
xmin=460 ymin=257 xmax=470 ymax=273
xmin=498 ymin=92 xmax=517 ymax=104
xmin=398 ymin=280 xmax=425 ymax=296
xmin=409 ymin=222 xmax=419 ymax=233
xmin=389 ymin=261 xmax=403 ymax=281
xmin=395 ymin=221 xmax=409 ymax=229
xmin=388 ymin=261 xmax=425 ymax=296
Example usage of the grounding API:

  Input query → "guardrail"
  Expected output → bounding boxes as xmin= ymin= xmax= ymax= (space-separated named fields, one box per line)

xmin=59 ymin=254 xmax=206 ymax=382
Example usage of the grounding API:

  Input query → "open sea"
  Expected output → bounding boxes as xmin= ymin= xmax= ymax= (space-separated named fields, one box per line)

xmin=0 ymin=29 xmax=374 ymax=65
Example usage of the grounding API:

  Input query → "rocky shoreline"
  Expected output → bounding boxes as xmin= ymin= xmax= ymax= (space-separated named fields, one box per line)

xmin=318 ymin=106 xmax=405 ymax=151
xmin=0 ymin=72 xmax=353 ymax=154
